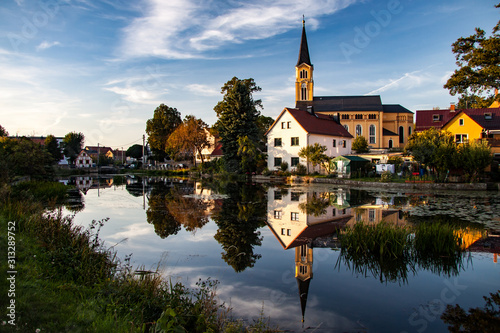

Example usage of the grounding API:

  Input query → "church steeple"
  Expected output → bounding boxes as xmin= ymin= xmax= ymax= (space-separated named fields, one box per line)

xmin=295 ymin=18 xmax=314 ymax=104
xmin=296 ymin=18 xmax=311 ymax=67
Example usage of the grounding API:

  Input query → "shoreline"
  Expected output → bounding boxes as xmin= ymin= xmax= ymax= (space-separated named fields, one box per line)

xmin=252 ymin=175 xmax=499 ymax=191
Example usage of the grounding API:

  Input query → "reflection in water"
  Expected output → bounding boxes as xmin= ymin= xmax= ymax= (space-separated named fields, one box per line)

xmin=266 ymin=185 xmax=494 ymax=325
xmin=212 ymin=182 xmax=268 ymax=272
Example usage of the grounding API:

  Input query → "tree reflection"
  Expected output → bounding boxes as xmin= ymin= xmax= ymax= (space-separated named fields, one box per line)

xmin=212 ymin=183 xmax=267 ymax=272
xmin=146 ymin=192 xmax=181 ymax=239
xmin=166 ymin=187 xmax=210 ymax=232
xmin=298 ymin=192 xmax=329 ymax=217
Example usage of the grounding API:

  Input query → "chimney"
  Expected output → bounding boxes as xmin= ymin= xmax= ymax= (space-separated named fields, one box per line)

xmin=450 ymin=102 xmax=455 ymax=112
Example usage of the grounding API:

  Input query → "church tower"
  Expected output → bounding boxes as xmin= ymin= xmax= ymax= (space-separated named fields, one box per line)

xmin=295 ymin=244 xmax=313 ymax=324
xmin=295 ymin=19 xmax=314 ymax=104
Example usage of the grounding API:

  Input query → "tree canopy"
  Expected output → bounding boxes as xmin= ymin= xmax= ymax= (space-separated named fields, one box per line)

xmin=444 ymin=3 xmax=500 ymax=108
xmin=62 ymin=132 xmax=84 ymax=164
xmin=146 ymin=104 xmax=182 ymax=161
xmin=213 ymin=77 xmax=262 ymax=172
xmin=44 ymin=135 xmax=61 ymax=164
xmin=167 ymin=115 xmax=210 ymax=165
xmin=126 ymin=144 xmax=143 ymax=160
xmin=352 ymin=136 xmax=369 ymax=153
xmin=0 ymin=125 xmax=7 ymax=137
xmin=298 ymin=143 xmax=328 ymax=174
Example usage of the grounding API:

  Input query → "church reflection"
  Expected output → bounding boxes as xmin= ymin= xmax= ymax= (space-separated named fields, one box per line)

xmin=265 ymin=186 xmax=493 ymax=325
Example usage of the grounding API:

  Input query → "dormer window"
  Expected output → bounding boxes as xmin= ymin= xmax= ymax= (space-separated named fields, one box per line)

xmin=485 ymin=113 xmax=492 ymax=120
xmin=432 ymin=114 xmax=441 ymax=122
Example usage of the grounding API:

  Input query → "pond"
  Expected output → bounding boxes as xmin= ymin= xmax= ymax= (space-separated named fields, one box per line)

xmin=63 ymin=176 xmax=500 ymax=333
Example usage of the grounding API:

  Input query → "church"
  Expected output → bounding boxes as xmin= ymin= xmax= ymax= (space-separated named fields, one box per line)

xmin=293 ymin=20 xmax=413 ymax=150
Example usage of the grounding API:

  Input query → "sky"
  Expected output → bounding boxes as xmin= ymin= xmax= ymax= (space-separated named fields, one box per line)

xmin=0 ymin=0 xmax=499 ymax=149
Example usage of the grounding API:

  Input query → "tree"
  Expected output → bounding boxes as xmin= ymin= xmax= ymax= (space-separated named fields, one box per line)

xmin=62 ymin=132 xmax=84 ymax=164
xmin=126 ymin=144 xmax=143 ymax=160
xmin=237 ymin=136 xmax=259 ymax=174
xmin=45 ymin=135 xmax=61 ymax=164
xmin=352 ymin=136 xmax=369 ymax=153
xmin=167 ymin=116 xmax=210 ymax=166
xmin=0 ymin=125 xmax=7 ymax=137
xmin=444 ymin=3 xmax=500 ymax=108
xmin=457 ymin=139 xmax=492 ymax=182
xmin=213 ymin=77 xmax=262 ymax=172
xmin=404 ymin=128 xmax=457 ymax=180
xmin=256 ymin=115 xmax=275 ymax=150
xmin=298 ymin=143 xmax=328 ymax=174
xmin=146 ymin=104 xmax=182 ymax=161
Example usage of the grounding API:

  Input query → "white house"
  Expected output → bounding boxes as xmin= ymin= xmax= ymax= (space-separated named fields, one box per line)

xmin=266 ymin=107 xmax=353 ymax=172
xmin=75 ymin=150 xmax=93 ymax=168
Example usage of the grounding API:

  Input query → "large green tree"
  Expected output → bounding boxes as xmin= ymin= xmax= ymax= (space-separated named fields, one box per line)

xmin=126 ymin=144 xmax=143 ymax=160
xmin=352 ymin=135 xmax=369 ymax=153
xmin=62 ymin=132 xmax=84 ymax=164
xmin=457 ymin=139 xmax=493 ymax=182
xmin=146 ymin=104 xmax=182 ymax=161
xmin=213 ymin=77 xmax=262 ymax=172
xmin=444 ymin=3 xmax=500 ymax=108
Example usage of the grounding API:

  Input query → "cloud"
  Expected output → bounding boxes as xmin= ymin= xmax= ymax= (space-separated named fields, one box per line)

xmin=186 ymin=84 xmax=220 ymax=96
xmin=36 ymin=41 xmax=61 ymax=51
xmin=119 ymin=0 xmax=359 ymax=59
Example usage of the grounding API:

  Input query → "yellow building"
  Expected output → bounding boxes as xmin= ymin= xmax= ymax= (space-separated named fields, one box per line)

xmin=442 ymin=108 xmax=500 ymax=156
xmin=293 ymin=20 xmax=414 ymax=150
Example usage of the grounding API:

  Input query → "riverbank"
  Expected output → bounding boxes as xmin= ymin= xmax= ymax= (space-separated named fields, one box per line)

xmin=0 ymin=181 xmax=277 ymax=332
xmin=252 ymin=175 xmax=499 ymax=191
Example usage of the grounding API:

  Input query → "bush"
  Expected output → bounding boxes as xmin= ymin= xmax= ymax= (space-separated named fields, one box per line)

xmin=352 ymin=136 xmax=369 ymax=153
xmin=380 ymin=170 xmax=393 ymax=182
xmin=280 ymin=161 xmax=288 ymax=172
xmin=295 ymin=163 xmax=307 ymax=175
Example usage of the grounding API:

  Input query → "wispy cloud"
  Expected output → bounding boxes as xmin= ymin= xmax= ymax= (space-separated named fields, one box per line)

xmin=185 ymin=84 xmax=220 ymax=96
xmin=119 ymin=0 xmax=359 ymax=59
xmin=36 ymin=41 xmax=61 ymax=51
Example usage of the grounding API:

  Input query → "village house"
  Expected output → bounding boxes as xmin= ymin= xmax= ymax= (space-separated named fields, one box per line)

xmin=74 ymin=150 xmax=93 ymax=168
xmin=415 ymin=105 xmax=500 ymax=158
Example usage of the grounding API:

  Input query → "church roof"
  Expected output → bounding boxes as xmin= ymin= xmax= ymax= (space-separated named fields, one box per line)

xmin=296 ymin=95 xmax=384 ymax=112
xmin=296 ymin=21 xmax=312 ymax=67
xmin=383 ymin=104 xmax=413 ymax=114
xmin=286 ymin=108 xmax=353 ymax=138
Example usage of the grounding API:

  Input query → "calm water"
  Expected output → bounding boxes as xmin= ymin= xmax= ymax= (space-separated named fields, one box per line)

xmin=63 ymin=176 xmax=500 ymax=333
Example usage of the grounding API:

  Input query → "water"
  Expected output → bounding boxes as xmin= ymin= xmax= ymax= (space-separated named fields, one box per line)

xmin=63 ymin=176 xmax=500 ymax=333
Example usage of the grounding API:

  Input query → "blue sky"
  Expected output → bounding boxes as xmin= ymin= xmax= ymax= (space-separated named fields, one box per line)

xmin=1 ymin=0 xmax=498 ymax=148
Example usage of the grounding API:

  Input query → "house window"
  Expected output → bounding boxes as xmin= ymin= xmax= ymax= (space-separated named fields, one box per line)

xmin=459 ymin=118 xmax=464 ymax=126
xmin=408 ymin=126 xmax=412 ymax=137
xmin=291 ymin=157 xmax=300 ymax=167
xmin=369 ymin=209 xmax=375 ymax=222
xmin=342 ymin=140 xmax=347 ymax=148
xmin=281 ymin=228 xmax=286 ymax=235
xmin=287 ymin=121 xmax=291 ymax=129
xmin=274 ymin=210 xmax=282 ymax=219
xmin=355 ymin=114 xmax=363 ymax=120
xmin=356 ymin=125 xmax=362 ymax=137
xmin=399 ymin=126 xmax=404 ymax=144
xmin=485 ymin=113 xmax=492 ymax=120
xmin=291 ymin=137 xmax=299 ymax=146
xmin=369 ymin=125 xmax=376 ymax=144
xmin=368 ymin=114 xmax=377 ymax=120
xmin=281 ymin=122 xmax=286 ymax=129
xmin=433 ymin=114 xmax=441 ymax=122
xmin=274 ymin=138 xmax=282 ymax=147
xmin=341 ymin=114 xmax=350 ymax=120
xmin=287 ymin=229 xmax=292 ymax=236
xmin=344 ymin=124 xmax=349 ymax=132
xmin=274 ymin=157 xmax=282 ymax=167
xmin=274 ymin=191 xmax=282 ymax=200
xmin=455 ymin=134 xmax=468 ymax=143
xmin=291 ymin=212 xmax=299 ymax=221
xmin=332 ymin=139 xmax=336 ymax=147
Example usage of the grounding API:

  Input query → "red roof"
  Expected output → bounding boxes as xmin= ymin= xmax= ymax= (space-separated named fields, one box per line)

xmin=286 ymin=108 xmax=353 ymax=138
xmin=211 ymin=142 xmax=223 ymax=157
xmin=415 ymin=109 xmax=457 ymax=131
xmin=416 ymin=108 xmax=500 ymax=132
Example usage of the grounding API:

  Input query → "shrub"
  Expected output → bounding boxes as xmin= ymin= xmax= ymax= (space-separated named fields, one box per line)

xmin=295 ymin=163 xmax=307 ymax=175
xmin=280 ymin=161 xmax=288 ymax=172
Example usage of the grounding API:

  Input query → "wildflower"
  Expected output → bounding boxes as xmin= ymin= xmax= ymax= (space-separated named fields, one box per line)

xmin=36 ymin=329 xmax=41 ymax=333
xmin=2 ymin=321 xmax=6 ymax=326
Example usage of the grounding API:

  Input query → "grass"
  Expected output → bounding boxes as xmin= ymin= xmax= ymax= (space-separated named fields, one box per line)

xmin=337 ymin=219 xmax=484 ymax=283
xmin=0 ymin=181 xmax=279 ymax=332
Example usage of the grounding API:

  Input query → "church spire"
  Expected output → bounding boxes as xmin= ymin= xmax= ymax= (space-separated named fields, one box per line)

xmin=296 ymin=17 xmax=311 ymax=67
